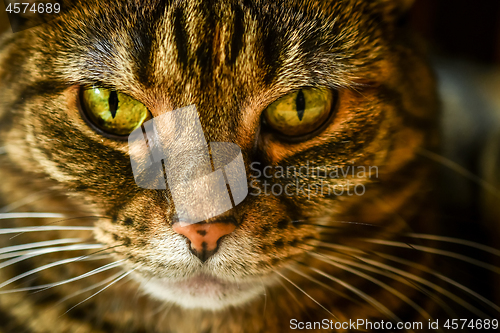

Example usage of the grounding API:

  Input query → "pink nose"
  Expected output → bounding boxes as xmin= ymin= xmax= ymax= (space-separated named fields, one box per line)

xmin=173 ymin=221 xmax=236 ymax=262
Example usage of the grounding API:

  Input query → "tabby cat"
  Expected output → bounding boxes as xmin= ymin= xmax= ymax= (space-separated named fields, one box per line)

xmin=0 ymin=0 xmax=499 ymax=332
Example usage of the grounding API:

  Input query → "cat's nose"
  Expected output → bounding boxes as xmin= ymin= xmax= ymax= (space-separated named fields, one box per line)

xmin=172 ymin=218 xmax=236 ymax=262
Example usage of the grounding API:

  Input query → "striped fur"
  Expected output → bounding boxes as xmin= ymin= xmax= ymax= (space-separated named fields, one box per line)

xmin=0 ymin=0 xmax=498 ymax=332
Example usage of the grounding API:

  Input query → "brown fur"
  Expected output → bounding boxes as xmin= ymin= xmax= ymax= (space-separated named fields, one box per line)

xmin=0 ymin=1 xmax=497 ymax=332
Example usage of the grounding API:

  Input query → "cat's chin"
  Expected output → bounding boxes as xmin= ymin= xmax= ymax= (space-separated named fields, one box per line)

xmin=136 ymin=273 xmax=265 ymax=310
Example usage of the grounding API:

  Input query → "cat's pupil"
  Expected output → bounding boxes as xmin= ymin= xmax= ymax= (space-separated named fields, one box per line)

xmin=296 ymin=90 xmax=305 ymax=121
xmin=109 ymin=91 xmax=119 ymax=119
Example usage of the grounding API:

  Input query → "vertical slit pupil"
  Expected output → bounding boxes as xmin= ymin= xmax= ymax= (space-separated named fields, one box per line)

xmin=296 ymin=90 xmax=305 ymax=121
xmin=109 ymin=91 xmax=119 ymax=119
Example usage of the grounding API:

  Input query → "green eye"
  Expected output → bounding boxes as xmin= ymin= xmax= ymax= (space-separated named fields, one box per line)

xmin=263 ymin=88 xmax=335 ymax=137
xmin=81 ymin=87 xmax=151 ymax=137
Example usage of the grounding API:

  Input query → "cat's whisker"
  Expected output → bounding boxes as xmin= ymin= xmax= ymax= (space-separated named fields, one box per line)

xmin=35 ymin=260 xmax=124 ymax=293
xmin=312 ymin=242 xmax=363 ymax=255
xmin=0 ymin=191 xmax=51 ymax=213
xmin=292 ymin=220 xmax=379 ymax=228
xmin=275 ymin=270 xmax=339 ymax=321
xmin=286 ymin=262 xmax=362 ymax=306
xmin=294 ymin=260 xmax=401 ymax=322
xmin=8 ymin=216 xmax=108 ymax=239
xmin=140 ymin=297 xmax=164 ymax=323
xmin=0 ymin=238 xmax=83 ymax=255
xmin=36 ymin=216 xmax=110 ymax=226
xmin=62 ymin=266 xmax=139 ymax=315
xmin=373 ymin=251 xmax=500 ymax=313
xmin=361 ymin=239 xmax=500 ymax=274
xmin=0 ymin=252 xmax=111 ymax=290
xmin=147 ymin=298 xmax=171 ymax=318
xmin=80 ymin=254 xmax=114 ymax=261
xmin=0 ymin=244 xmax=104 ymax=269
xmin=69 ymin=244 xmax=126 ymax=262
xmin=0 ymin=213 xmax=66 ymax=220
xmin=308 ymin=242 xmax=459 ymax=318
xmin=259 ymin=276 xmax=268 ymax=317
xmin=311 ymin=244 xmax=489 ymax=318
xmin=156 ymin=302 xmax=176 ymax=326
xmin=58 ymin=271 xmax=125 ymax=304
xmin=418 ymin=148 xmax=500 ymax=198
xmin=0 ymin=226 xmax=95 ymax=235
xmin=405 ymin=233 xmax=500 ymax=257
xmin=0 ymin=213 xmax=109 ymax=227
xmin=297 ymin=254 xmax=434 ymax=322
xmin=317 ymin=228 xmax=500 ymax=257
xmin=0 ymin=260 xmax=124 ymax=295
xmin=276 ymin=278 xmax=309 ymax=314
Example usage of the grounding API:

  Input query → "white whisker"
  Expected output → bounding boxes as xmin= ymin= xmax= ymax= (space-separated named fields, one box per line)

xmin=0 ymin=192 xmax=50 ymax=213
xmin=418 ymin=148 xmax=500 ymax=197
xmin=258 ymin=276 xmax=268 ymax=317
xmin=0 ymin=244 xmax=102 ymax=260
xmin=276 ymin=278 xmax=309 ymax=313
xmin=156 ymin=302 xmax=176 ymax=326
xmin=63 ymin=267 xmax=138 ymax=315
xmin=313 ymin=246 xmax=489 ymax=318
xmin=276 ymin=270 xmax=338 ymax=321
xmin=312 ymin=243 xmax=465 ymax=318
xmin=362 ymin=239 xmax=500 ymax=274
xmin=304 ymin=253 xmax=433 ymax=321
xmin=287 ymin=263 xmax=361 ymax=305
xmin=80 ymin=254 xmax=112 ymax=261
xmin=373 ymin=251 xmax=500 ymax=313
xmin=0 ymin=213 xmax=66 ymax=220
xmin=300 ymin=262 xmax=401 ymax=322
xmin=0 ymin=226 xmax=94 ymax=235
xmin=0 ymin=260 xmax=124 ymax=294
xmin=58 ymin=271 xmax=125 ymax=304
xmin=0 ymin=238 xmax=82 ymax=255
xmin=0 ymin=253 xmax=109 ymax=290
xmin=315 ymin=242 xmax=364 ymax=254
xmin=295 ymin=220 xmax=377 ymax=228
xmin=0 ymin=244 xmax=104 ymax=269
xmin=405 ymin=233 xmax=500 ymax=257
xmin=35 ymin=260 xmax=122 ymax=293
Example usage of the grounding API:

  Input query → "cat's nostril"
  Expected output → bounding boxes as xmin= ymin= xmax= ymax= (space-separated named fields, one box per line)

xmin=172 ymin=219 xmax=236 ymax=262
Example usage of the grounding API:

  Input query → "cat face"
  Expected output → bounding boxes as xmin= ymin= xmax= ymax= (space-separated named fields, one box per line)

xmin=0 ymin=0 xmax=438 ymax=312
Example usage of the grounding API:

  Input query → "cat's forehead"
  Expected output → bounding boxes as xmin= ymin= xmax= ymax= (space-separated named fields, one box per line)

xmin=50 ymin=0 xmax=385 ymax=102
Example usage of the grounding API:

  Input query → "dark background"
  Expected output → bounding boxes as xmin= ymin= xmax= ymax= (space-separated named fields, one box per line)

xmin=1 ymin=0 xmax=500 ymax=63
xmin=411 ymin=0 xmax=500 ymax=65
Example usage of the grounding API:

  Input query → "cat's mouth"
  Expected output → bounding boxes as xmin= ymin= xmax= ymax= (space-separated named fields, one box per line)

xmin=155 ymin=274 xmax=246 ymax=293
xmin=136 ymin=273 xmax=266 ymax=310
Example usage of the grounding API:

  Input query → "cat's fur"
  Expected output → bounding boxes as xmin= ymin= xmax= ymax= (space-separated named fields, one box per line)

xmin=0 ymin=0 xmax=498 ymax=332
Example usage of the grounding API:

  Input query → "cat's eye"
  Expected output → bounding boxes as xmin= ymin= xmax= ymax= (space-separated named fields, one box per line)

xmin=80 ymin=87 xmax=151 ymax=137
xmin=263 ymin=88 xmax=336 ymax=137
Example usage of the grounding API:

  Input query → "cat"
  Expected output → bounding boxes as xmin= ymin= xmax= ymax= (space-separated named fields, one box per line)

xmin=0 ymin=0 xmax=499 ymax=332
